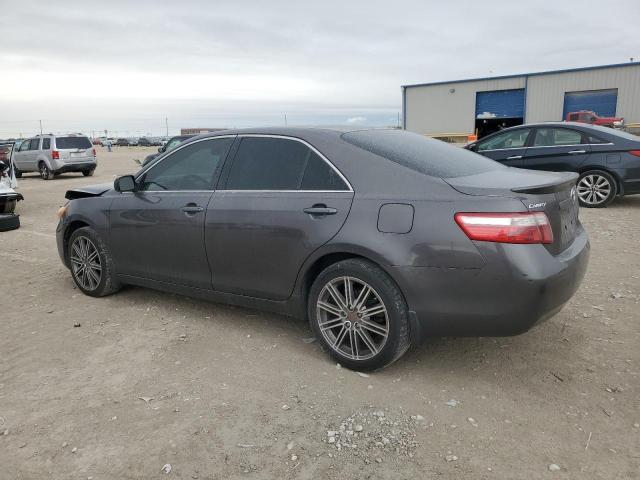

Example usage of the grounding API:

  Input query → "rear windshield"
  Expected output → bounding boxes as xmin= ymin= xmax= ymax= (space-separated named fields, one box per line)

xmin=55 ymin=136 xmax=92 ymax=149
xmin=341 ymin=129 xmax=503 ymax=178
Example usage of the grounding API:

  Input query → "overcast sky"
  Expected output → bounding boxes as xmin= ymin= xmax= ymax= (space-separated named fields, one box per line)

xmin=1 ymin=0 xmax=638 ymax=137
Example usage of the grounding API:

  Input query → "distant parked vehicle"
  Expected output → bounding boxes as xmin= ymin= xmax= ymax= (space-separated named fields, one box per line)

xmin=466 ymin=122 xmax=640 ymax=207
xmin=138 ymin=137 xmax=152 ymax=147
xmin=141 ymin=135 xmax=194 ymax=166
xmin=12 ymin=134 xmax=96 ymax=180
xmin=128 ymin=138 xmax=139 ymax=147
xmin=115 ymin=138 xmax=130 ymax=147
xmin=566 ymin=111 xmax=624 ymax=129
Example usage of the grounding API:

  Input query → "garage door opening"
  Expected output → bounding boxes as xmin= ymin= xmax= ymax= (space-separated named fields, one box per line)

xmin=475 ymin=89 xmax=525 ymax=138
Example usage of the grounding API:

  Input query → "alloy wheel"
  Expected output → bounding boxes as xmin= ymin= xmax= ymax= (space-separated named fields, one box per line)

xmin=70 ymin=236 xmax=102 ymax=291
xmin=577 ymin=174 xmax=611 ymax=206
xmin=40 ymin=164 xmax=50 ymax=179
xmin=316 ymin=276 xmax=389 ymax=361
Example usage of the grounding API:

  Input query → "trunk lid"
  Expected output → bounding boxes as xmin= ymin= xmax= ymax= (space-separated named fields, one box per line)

xmin=444 ymin=168 xmax=580 ymax=255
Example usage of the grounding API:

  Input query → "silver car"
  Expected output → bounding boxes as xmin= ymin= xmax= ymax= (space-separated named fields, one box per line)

xmin=13 ymin=134 xmax=97 ymax=180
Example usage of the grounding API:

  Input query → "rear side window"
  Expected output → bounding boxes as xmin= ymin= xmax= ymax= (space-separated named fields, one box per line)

xmin=533 ymin=128 xmax=582 ymax=147
xmin=226 ymin=137 xmax=309 ymax=190
xmin=29 ymin=138 xmax=40 ymax=150
xmin=42 ymin=138 xmax=51 ymax=150
xmin=55 ymin=136 xmax=92 ymax=149
xmin=342 ymin=129 xmax=503 ymax=178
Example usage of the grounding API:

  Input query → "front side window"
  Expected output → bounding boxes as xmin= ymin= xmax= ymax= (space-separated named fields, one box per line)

xmin=533 ymin=128 xmax=582 ymax=147
xmin=226 ymin=137 xmax=311 ymax=190
xmin=19 ymin=140 xmax=31 ymax=152
xmin=140 ymin=137 xmax=233 ymax=191
xmin=42 ymin=138 xmax=51 ymax=150
xmin=29 ymin=138 xmax=40 ymax=150
xmin=477 ymin=129 xmax=531 ymax=151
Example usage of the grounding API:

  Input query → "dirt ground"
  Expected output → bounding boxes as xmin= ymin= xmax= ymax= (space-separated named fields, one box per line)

xmin=1 ymin=146 xmax=639 ymax=480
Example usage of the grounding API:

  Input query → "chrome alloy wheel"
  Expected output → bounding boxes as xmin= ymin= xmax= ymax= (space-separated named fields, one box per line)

xmin=316 ymin=276 xmax=389 ymax=361
xmin=70 ymin=236 xmax=102 ymax=291
xmin=577 ymin=174 xmax=612 ymax=206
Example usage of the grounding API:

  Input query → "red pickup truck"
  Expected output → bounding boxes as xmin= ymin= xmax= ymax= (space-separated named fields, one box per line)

xmin=566 ymin=110 xmax=624 ymax=128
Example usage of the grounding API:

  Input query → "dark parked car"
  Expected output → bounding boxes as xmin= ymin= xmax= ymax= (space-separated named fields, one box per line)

xmin=466 ymin=122 xmax=640 ymax=207
xmin=141 ymin=135 xmax=194 ymax=166
xmin=138 ymin=137 xmax=152 ymax=147
xmin=56 ymin=128 xmax=589 ymax=370
xmin=115 ymin=138 xmax=130 ymax=147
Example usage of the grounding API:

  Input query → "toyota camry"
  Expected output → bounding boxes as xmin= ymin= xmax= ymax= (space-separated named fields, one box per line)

xmin=56 ymin=128 xmax=589 ymax=370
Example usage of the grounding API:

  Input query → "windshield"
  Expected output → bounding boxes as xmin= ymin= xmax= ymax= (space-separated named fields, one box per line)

xmin=166 ymin=138 xmax=184 ymax=151
xmin=342 ymin=129 xmax=504 ymax=178
xmin=56 ymin=137 xmax=92 ymax=149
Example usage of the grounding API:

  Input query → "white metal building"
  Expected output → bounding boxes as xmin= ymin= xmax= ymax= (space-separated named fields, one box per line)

xmin=402 ymin=62 xmax=640 ymax=139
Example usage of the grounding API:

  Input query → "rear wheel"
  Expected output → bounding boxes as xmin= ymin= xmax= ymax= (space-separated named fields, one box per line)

xmin=577 ymin=170 xmax=617 ymax=208
xmin=39 ymin=162 xmax=54 ymax=180
xmin=68 ymin=226 xmax=120 ymax=297
xmin=82 ymin=169 xmax=95 ymax=177
xmin=308 ymin=259 xmax=410 ymax=371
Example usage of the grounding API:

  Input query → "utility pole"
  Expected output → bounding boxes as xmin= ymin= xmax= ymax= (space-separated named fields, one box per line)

xmin=165 ymin=117 xmax=169 ymax=137
xmin=39 ymin=120 xmax=43 ymax=135
xmin=284 ymin=114 xmax=287 ymax=126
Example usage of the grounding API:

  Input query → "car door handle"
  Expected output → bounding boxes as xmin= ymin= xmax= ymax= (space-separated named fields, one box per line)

xmin=506 ymin=155 xmax=522 ymax=160
xmin=181 ymin=204 xmax=204 ymax=214
xmin=303 ymin=204 xmax=337 ymax=216
xmin=568 ymin=150 xmax=586 ymax=154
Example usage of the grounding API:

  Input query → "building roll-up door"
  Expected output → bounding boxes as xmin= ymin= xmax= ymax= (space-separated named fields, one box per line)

xmin=475 ymin=89 xmax=526 ymax=119
xmin=562 ymin=89 xmax=618 ymax=119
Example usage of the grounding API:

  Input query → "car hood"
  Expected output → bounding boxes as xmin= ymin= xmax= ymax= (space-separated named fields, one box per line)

xmin=65 ymin=183 xmax=113 ymax=200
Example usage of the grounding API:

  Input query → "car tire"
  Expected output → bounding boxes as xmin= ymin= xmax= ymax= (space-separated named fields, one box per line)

xmin=68 ymin=226 xmax=121 ymax=297
xmin=39 ymin=162 xmax=54 ymax=180
xmin=0 ymin=199 xmax=16 ymax=214
xmin=577 ymin=170 xmax=617 ymax=208
xmin=82 ymin=169 xmax=95 ymax=177
xmin=14 ymin=167 xmax=22 ymax=178
xmin=0 ymin=214 xmax=19 ymax=232
xmin=308 ymin=258 xmax=410 ymax=371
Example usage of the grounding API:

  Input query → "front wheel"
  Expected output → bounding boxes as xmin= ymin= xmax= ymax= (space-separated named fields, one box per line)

xmin=68 ymin=226 xmax=120 ymax=297
xmin=308 ymin=259 xmax=410 ymax=371
xmin=577 ymin=170 xmax=617 ymax=208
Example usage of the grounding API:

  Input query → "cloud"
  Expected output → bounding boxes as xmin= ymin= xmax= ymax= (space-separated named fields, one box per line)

xmin=346 ymin=116 xmax=367 ymax=124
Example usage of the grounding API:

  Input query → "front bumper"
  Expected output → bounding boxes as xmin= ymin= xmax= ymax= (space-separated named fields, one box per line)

xmin=390 ymin=227 xmax=590 ymax=337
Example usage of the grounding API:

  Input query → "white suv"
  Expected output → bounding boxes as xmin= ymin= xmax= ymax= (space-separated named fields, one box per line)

xmin=13 ymin=134 xmax=97 ymax=180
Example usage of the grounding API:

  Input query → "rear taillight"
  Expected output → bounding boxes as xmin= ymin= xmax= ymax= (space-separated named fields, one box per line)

xmin=455 ymin=212 xmax=554 ymax=245
xmin=629 ymin=150 xmax=640 ymax=157
xmin=92 ymin=148 xmax=96 ymax=157
xmin=52 ymin=150 xmax=60 ymax=159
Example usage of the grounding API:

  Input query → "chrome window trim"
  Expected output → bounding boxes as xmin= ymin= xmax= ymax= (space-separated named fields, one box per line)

xmin=228 ymin=134 xmax=354 ymax=192
xmin=479 ymin=142 xmax=614 ymax=153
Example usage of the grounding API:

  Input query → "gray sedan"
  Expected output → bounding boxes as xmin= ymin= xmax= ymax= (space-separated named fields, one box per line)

xmin=56 ymin=128 xmax=589 ymax=370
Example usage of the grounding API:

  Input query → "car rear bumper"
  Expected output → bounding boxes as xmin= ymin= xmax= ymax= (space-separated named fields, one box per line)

xmin=390 ymin=227 xmax=590 ymax=338
xmin=52 ymin=160 xmax=96 ymax=173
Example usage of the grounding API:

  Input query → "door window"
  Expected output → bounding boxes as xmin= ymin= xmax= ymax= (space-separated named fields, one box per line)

xmin=140 ymin=137 xmax=233 ymax=191
xmin=533 ymin=128 xmax=583 ymax=147
xmin=226 ymin=137 xmax=330 ymax=191
xmin=29 ymin=138 xmax=40 ymax=150
xmin=300 ymin=152 xmax=349 ymax=190
xmin=19 ymin=140 xmax=31 ymax=152
xmin=477 ymin=129 xmax=531 ymax=151
xmin=42 ymin=138 xmax=51 ymax=150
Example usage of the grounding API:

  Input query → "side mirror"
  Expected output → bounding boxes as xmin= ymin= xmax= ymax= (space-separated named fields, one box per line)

xmin=114 ymin=175 xmax=136 ymax=192
xmin=158 ymin=146 xmax=165 ymax=153
xmin=466 ymin=143 xmax=477 ymax=152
